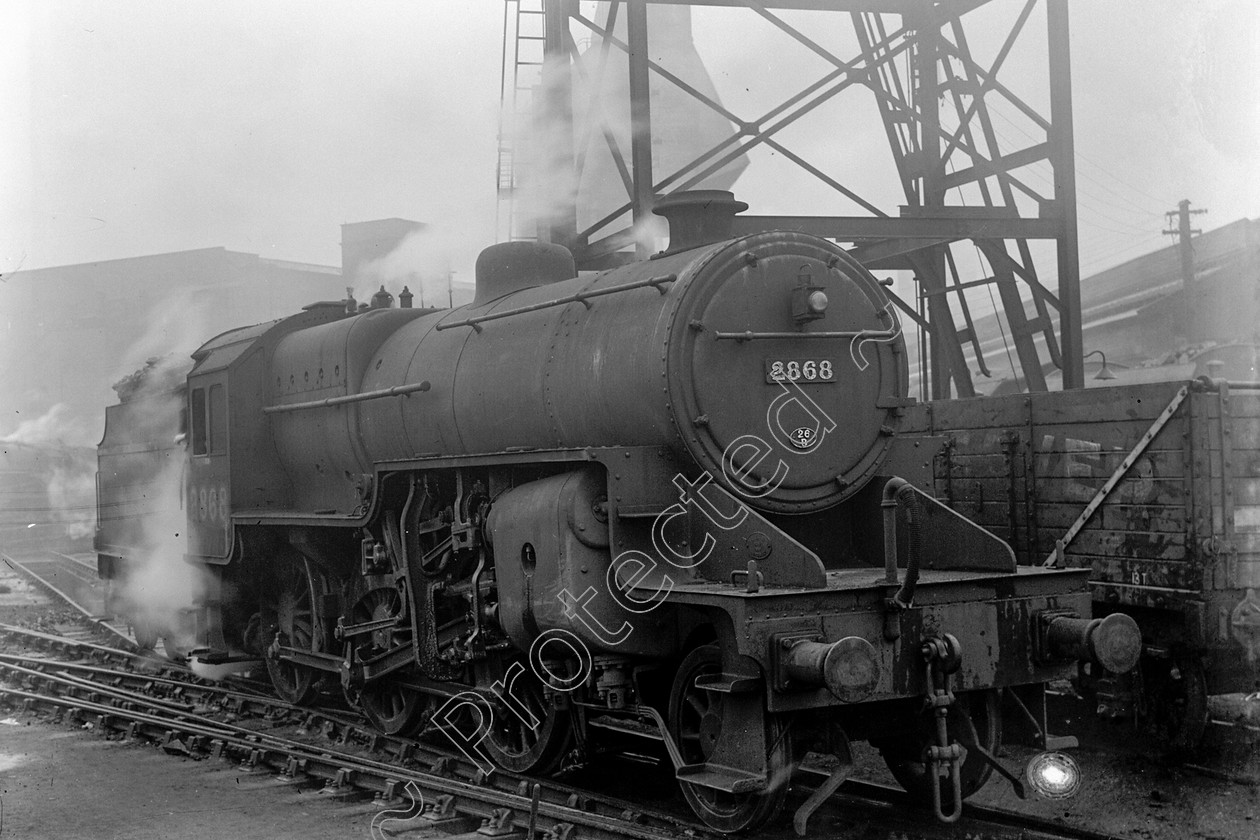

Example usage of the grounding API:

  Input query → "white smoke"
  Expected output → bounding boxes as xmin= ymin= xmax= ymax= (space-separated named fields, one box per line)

xmin=110 ymin=289 xmax=213 ymax=387
xmin=505 ymin=5 xmax=748 ymax=257
xmin=509 ymin=53 xmax=584 ymax=241
xmin=506 ymin=54 xmax=668 ymax=257
xmin=189 ymin=658 xmax=252 ymax=680
xmin=0 ymin=406 xmax=97 ymax=545
xmin=46 ymin=464 xmax=96 ymax=539
xmin=354 ymin=226 xmax=477 ymax=308
xmin=121 ymin=455 xmax=203 ymax=656
xmin=1 ymin=403 xmax=94 ymax=449
xmin=104 ymin=355 xmax=203 ymax=656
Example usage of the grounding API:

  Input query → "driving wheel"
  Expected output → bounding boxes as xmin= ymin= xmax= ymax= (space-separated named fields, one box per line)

xmin=260 ymin=557 xmax=320 ymax=705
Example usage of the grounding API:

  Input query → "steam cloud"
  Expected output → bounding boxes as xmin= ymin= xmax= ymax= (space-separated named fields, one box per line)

xmin=505 ymin=4 xmax=747 ymax=254
xmin=123 ymin=456 xmax=202 ymax=657
xmin=354 ymin=226 xmax=475 ymax=308
xmin=110 ymin=289 xmax=213 ymax=387
xmin=102 ymin=355 xmax=204 ymax=657
xmin=0 ymin=406 xmax=97 ymax=546
xmin=45 ymin=463 xmax=97 ymax=540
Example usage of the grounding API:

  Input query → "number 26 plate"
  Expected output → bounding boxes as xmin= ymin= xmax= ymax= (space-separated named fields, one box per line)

xmin=765 ymin=359 xmax=835 ymax=384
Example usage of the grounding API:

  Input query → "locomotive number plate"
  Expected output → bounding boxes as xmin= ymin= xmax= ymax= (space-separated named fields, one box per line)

xmin=765 ymin=359 xmax=835 ymax=384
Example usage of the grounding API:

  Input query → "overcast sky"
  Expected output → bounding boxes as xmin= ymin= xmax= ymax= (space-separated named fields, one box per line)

xmin=1 ymin=1 xmax=1257 ymax=284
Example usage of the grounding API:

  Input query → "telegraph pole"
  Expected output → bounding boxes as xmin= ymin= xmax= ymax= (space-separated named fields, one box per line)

xmin=1164 ymin=199 xmax=1208 ymax=342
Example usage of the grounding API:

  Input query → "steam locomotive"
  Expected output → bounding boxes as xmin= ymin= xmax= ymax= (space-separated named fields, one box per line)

xmin=96 ymin=191 xmax=1140 ymax=833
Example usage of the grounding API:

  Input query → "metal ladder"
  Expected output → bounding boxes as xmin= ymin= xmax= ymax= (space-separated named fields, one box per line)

xmin=497 ymin=0 xmax=548 ymax=243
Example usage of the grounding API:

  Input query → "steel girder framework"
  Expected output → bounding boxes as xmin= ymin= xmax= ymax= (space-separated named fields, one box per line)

xmin=499 ymin=0 xmax=1084 ymax=394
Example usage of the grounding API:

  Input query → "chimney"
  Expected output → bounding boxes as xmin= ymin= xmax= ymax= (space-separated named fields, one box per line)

xmin=653 ymin=190 xmax=748 ymax=255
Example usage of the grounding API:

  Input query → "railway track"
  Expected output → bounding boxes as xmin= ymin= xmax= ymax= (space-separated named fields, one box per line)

xmin=0 ymin=620 xmax=1132 ymax=840
xmin=0 ymin=623 xmax=717 ymax=840
xmin=1 ymin=548 xmax=138 ymax=648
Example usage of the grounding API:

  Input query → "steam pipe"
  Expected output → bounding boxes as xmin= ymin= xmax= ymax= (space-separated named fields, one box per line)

xmin=881 ymin=477 xmax=906 ymax=585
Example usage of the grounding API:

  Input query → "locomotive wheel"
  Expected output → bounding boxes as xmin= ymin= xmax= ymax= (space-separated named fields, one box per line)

xmin=261 ymin=559 xmax=320 ymax=706
xmin=1140 ymin=653 xmax=1208 ymax=756
xmin=878 ymin=688 xmax=1000 ymax=807
xmin=354 ymin=680 xmax=429 ymax=736
xmin=668 ymin=645 xmax=793 ymax=834
xmin=478 ymin=657 xmax=572 ymax=775
xmin=346 ymin=587 xmax=429 ymax=736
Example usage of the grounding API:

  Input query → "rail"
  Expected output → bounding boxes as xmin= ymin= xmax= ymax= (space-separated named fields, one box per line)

xmin=436 ymin=273 xmax=677 ymax=332
xmin=1 ymin=551 xmax=137 ymax=649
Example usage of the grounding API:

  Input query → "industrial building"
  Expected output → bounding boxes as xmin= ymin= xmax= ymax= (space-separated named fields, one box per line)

xmin=962 ymin=217 xmax=1260 ymax=393
xmin=0 ymin=219 xmax=427 ymax=444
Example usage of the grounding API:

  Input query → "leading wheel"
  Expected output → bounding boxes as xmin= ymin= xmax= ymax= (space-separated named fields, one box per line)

xmin=668 ymin=645 xmax=792 ymax=834
xmin=477 ymin=657 xmax=573 ymax=775
xmin=260 ymin=557 xmax=320 ymax=705
xmin=878 ymin=688 xmax=1000 ymax=807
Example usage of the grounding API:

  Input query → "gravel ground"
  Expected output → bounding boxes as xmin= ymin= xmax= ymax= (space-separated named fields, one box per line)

xmin=966 ymin=740 xmax=1260 ymax=840
xmin=0 ymin=719 xmax=395 ymax=840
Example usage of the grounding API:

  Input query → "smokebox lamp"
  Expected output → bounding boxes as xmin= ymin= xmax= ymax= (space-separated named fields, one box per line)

xmin=791 ymin=283 xmax=829 ymax=324
xmin=1024 ymin=751 xmax=1082 ymax=799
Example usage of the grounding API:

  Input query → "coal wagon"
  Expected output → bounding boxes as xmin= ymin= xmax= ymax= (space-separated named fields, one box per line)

xmin=903 ymin=378 xmax=1260 ymax=750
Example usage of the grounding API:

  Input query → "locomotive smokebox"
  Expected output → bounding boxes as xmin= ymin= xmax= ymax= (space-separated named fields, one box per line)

xmin=473 ymin=241 xmax=576 ymax=306
xmin=654 ymin=190 xmax=748 ymax=255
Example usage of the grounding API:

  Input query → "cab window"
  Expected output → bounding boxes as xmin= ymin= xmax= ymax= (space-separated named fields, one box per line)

xmin=191 ymin=388 xmax=207 ymax=454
